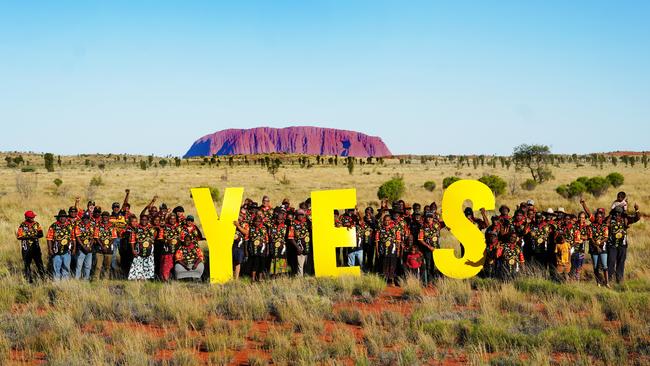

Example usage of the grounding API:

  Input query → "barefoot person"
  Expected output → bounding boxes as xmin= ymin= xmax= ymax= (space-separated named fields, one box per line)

xmin=16 ymin=210 xmax=46 ymax=283
xmin=46 ymin=210 xmax=76 ymax=281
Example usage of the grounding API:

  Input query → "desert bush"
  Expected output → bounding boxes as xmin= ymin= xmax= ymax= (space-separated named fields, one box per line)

xmin=520 ymin=178 xmax=537 ymax=191
xmin=556 ymin=180 xmax=586 ymax=199
xmin=423 ymin=180 xmax=436 ymax=192
xmin=513 ymin=278 xmax=591 ymax=302
xmin=351 ymin=273 xmax=386 ymax=301
xmin=442 ymin=176 xmax=461 ymax=189
xmin=478 ymin=175 xmax=507 ymax=196
xmin=606 ymin=172 xmax=624 ymax=187
xmin=377 ymin=177 xmax=405 ymax=202
xmin=168 ymin=349 xmax=200 ymax=366
xmin=214 ymin=284 xmax=268 ymax=321
xmin=89 ymin=175 xmax=104 ymax=186
xmin=20 ymin=166 xmax=35 ymax=173
xmin=401 ymin=274 xmax=423 ymax=301
xmin=44 ymin=153 xmax=54 ymax=172
xmin=337 ymin=307 xmax=363 ymax=326
xmin=585 ymin=176 xmax=610 ymax=197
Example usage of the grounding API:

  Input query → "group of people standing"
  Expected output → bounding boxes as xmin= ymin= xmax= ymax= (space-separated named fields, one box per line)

xmin=16 ymin=190 xmax=205 ymax=283
xmin=16 ymin=189 xmax=641 ymax=287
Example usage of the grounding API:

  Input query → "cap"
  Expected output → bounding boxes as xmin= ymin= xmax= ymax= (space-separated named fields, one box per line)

xmin=24 ymin=210 xmax=36 ymax=218
xmin=112 ymin=202 xmax=120 ymax=208
xmin=546 ymin=208 xmax=554 ymax=214
xmin=186 ymin=215 xmax=195 ymax=221
xmin=527 ymin=199 xmax=535 ymax=205
xmin=557 ymin=207 xmax=566 ymax=213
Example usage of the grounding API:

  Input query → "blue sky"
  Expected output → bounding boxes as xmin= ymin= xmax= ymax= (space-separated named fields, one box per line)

xmin=1 ymin=1 xmax=649 ymax=156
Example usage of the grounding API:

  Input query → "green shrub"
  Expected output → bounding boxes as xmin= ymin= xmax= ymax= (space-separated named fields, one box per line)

xmin=89 ymin=176 xmax=103 ymax=186
xmin=520 ymin=178 xmax=537 ymax=191
xmin=20 ymin=166 xmax=36 ymax=173
xmin=423 ymin=180 xmax=436 ymax=192
xmin=586 ymin=176 xmax=610 ymax=197
xmin=606 ymin=172 xmax=624 ymax=187
xmin=442 ymin=176 xmax=460 ymax=189
xmin=53 ymin=178 xmax=63 ymax=187
xmin=377 ymin=177 xmax=405 ymax=202
xmin=478 ymin=175 xmax=507 ymax=196
xmin=557 ymin=180 xmax=586 ymax=199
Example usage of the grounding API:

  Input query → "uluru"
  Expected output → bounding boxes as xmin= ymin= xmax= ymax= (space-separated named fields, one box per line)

xmin=183 ymin=126 xmax=392 ymax=158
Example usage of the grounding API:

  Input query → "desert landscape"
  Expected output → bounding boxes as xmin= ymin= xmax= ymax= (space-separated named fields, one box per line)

xmin=0 ymin=151 xmax=648 ymax=365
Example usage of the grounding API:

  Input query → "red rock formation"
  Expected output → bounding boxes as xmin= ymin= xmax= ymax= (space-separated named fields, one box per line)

xmin=183 ymin=126 xmax=392 ymax=157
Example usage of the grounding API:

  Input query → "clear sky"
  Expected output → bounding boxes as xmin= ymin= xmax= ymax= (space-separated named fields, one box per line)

xmin=1 ymin=1 xmax=649 ymax=156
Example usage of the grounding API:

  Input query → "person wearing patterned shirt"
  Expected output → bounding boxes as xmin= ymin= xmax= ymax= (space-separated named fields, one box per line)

xmin=497 ymin=233 xmax=525 ymax=280
xmin=46 ymin=209 xmax=76 ymax=281
xmin=232 ymin=210 xmax=250 ymax=280
xmin=174 ymin=235 xmax=205 ymax=281
xmin=16 ymin=210 xmax=45 ymax=283
xmin=268 ymin=210 xmax=290 ymax=277
xmin=587 ymin=207 xmax=609 ymax=287
xmin=74 ymin=213 xmax=96 ymax=280
xmin=247 ymin=215 xmax=269 ymax=281
xmin=93 ymin=211 xmax=117 ymax=280
xmin=288 ymin=209 xmax=311 ymax=277
xmin=417 ymin=212 xmax=444 ymax=285
xmin=570 ymin=212 xmax=591 ymax=281
xmin=376 ymin=215 xmax=402 ymax=285
xmin=607 ymin=204 xmax=641 ymax=284
xmin=160 ymin=213 xmax=182 ymax=281
xmin=127 ymin=214 xmax=157 ymax=280
xmin=525 ymin=213 xmax=551 ymax=270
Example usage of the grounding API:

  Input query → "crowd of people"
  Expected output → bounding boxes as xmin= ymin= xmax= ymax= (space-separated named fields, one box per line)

xmin=16 ymin=189 xmax=641 ymax=287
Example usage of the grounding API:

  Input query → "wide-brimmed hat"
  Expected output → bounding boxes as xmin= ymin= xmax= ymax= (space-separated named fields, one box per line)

xmin=55 ymin=209 xmax=69 ymax=218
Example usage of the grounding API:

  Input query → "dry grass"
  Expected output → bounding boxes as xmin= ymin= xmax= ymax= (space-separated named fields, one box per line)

xmin=0 ymin=154 xmax=649 ymax=364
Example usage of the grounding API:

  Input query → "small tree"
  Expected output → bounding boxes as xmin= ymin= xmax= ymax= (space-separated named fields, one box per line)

xmin=423 ymin=181 xmax=436 ymax=192
xmin=442 ymin=176 xmax=461 ymax=189
xmin=139 ymin=161 xmax=147 ymax=170
xmin=347 ymin=157 xmax=355 ymax=175
xmin=478 ymin=175 xmax=507 ymax=196
xmin=585 ymin=177 xmax=610 ymax=197
xmin=512 ymin=144 xmax=553 ymax=183
xmin=377 ymin=177 xmax=405 ymax=202
xmin=606 ymin=172 xmax=624 ymax=188
xmin=520 ymin=179 xmax=538 ymax=191
xmin=159 ymin=159 xmax=168 ymax=168
xmin=44 ymin=153 xmax=55 ymax=172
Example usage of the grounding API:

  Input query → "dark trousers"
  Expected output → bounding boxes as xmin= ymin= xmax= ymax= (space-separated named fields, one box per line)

xmin=382 ymin=255 xmax=398 ymax=282
xmin=421 ymin=250 xmax=435 ymax=284
xmin=22 ymin=245 xmax=46 ymax=283
xmin=363 ymin=245 xmax=375 ymax=273
xmin=607 ymin=246 xmax=627 ymax=283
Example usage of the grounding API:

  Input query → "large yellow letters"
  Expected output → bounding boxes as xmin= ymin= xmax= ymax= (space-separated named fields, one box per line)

xmin=434 ymin=179 xmax=495 ymax=279
xmin=191 ymin=187 xmax=244 ymax=284
xmin=311 ymin=189 xmax=360 ymax=277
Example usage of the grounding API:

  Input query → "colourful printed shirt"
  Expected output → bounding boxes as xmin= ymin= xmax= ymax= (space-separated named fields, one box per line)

xmin=16 ymin=221 xmax=44 ymax=250
xmin=527 ymin=222 xmax=550 ymax=253
xmin=129 ymin=224 xmax=157 ymax=257
xmin=573 ymin=223 xmax=590 ymax=253
xmin=175 ymin=243 xmax=204 ymax=268
xmin=608 ymin=220 xmax=627 ymax=247
xmin=94 ymin=222 xmax=117 ymax=254
xmin=248 ymin=223 xmax=269 ymax=257
xmin=75 ymin=221 xmax=97 ymax=253
xmin=499 ymin=243 xmax=525 ymax=270
xmin=268 ymin=222 xmax=288 ymax=258
xmin=234 ymin=222 xmax=249 ymax=249
xmin=418 ymin=221 xmax=443 ymax=249
xmin=46 ymin=221 xmax=76 ymax=254
xmin=588 ymin=221 xmax=608 ymax=254
xmin=162 ymin=223 xmax=183 ymax=254
xmin=376 ymin=223 xmax=401 ymax=257
xmin=288 ymin=219 xmax=311 ymax=255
